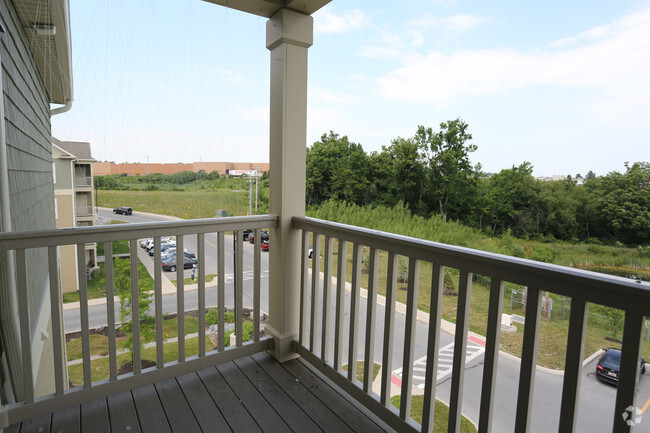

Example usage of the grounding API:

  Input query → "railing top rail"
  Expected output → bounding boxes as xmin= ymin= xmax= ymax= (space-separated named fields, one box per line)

xmin=293 ymin=216 xmax=650 ymax=314
xmin=0 ymin=214 xmax=278 ymax=250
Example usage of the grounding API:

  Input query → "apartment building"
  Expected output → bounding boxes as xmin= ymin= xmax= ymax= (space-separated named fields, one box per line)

xmin=52 ymin=138 xmax=96 ymax=294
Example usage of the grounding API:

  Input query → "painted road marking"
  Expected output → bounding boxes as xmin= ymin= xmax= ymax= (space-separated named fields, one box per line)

xmin=393 ymin=338 xmax=486 ymax=390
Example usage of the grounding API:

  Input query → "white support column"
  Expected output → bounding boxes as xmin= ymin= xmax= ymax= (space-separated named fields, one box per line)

xmin=264 ymin=8 xmax=313 ymax=363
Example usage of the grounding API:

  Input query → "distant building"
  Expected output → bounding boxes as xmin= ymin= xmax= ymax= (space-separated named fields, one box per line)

xmin=93 ymin=161 xmax=269 ymax=176
xmin=52 ymin=138 xmax=97 ymax=294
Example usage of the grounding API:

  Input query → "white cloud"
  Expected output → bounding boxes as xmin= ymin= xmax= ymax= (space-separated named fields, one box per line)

xmin=235 ymin=106 xmax=269 ymax=122
xmin=350 ymin=73 xmax=367 ymax=82
xmin=310 ymin=86 xmax=357 ymax=103
xmin=407 ymin=13 xmax=493 ymax=46
xmin=377 ymin=6 xmax=650 ymax=117
xmin=315 ymin=9 xmax=369 ymax=34
xmin=215 ymin=69 xmax=248 ymax=84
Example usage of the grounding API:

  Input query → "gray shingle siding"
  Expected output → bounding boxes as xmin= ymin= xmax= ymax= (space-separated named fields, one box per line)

xmin=1 ymin=0 xmax=55 ymax=326
xmin=54 ymin=158 xmax=71 ymax=189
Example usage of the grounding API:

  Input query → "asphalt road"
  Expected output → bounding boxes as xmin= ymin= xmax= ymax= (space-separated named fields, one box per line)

xmin=74 ymin=208 xmax=650 ymax=432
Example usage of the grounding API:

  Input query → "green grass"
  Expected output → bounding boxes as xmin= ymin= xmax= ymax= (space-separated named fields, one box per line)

xmin=65 ymin=317 xmax=199 ymax=361
xmin=171 ymin=273 xmax=217 ymax=286
xmin=97 ymin=190 xmax=252 ymax=219
xmin=67 ymin=335 xmax=213 ymax=386
xmin=96 ymin=240 xmax=130 ymax=256
xmin=342 ymin=362 xmax=381 ymax=383
xmin=391 ymin=395 xmax=477 ymax=432
xmin=63 ymin=258 xmax=155 ymax=303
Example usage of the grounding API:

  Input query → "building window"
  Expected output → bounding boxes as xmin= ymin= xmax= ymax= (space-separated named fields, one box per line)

xmin=54 ymin=198 xmax=58 ymax=219
xmin=52 ymin=162 xmax=56 ymax=184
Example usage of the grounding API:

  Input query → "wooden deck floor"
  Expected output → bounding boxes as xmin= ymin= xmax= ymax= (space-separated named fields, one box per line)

xmin=5 ymin=352 xmax=395 ymax=433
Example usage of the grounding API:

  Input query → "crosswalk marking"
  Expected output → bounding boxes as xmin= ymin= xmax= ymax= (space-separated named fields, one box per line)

xmin=393 ymin=340 xmax=486 ymax=390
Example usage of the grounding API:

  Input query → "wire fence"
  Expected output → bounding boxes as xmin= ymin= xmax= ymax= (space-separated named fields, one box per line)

xmin=472 ymin=274 xmax=650 ymax=342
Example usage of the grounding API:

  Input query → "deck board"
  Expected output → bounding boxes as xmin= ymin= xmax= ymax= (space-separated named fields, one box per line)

xmin=217 ymin=361 xmax=291 ymax=433
xmin=176 ymin=372 xmax=232 ymax=433
xmin=196 ymin=366 xmax=263 ymax=433
xmin=282 ymin=357 xmax=393 ymax=433
xmin=131 ymin=384 xmax=172 ymax=433
xmin=14 ymin=413 xmax=50 ymax=433
xmin=107 ymin=391 xmax=142 ymax=433
xmin=5 ymin=354 xmax=397 ymax=433
xmin=51 ymin=405 xmax=80 ymax=433
xmin=80 ymin=399 xmax=110 ymax=433
xmin=250 ymin=352 xmax=354 ymax=433
xmin=155 ymin=378 xmax=202 ymax=433
xmin=234 ymin=355 xmax=324 ymax=432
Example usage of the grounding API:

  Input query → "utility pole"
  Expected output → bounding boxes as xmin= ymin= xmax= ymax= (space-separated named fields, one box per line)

xmin=248 ymin=175 xmax=253 ymax=216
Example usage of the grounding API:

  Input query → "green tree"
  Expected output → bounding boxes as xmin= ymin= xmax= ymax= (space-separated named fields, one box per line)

xmin=374 ymin=137 xmax=426 ymax=211
xmin=484 ymin=162 xmax=541 ymax=237
xmin=588 ymin=162 xmax=650 ymax=244
xmin=415 ymin=119 xmax=479 ymax=221
xmin=306 ymin=132 xmax=371 ymax=206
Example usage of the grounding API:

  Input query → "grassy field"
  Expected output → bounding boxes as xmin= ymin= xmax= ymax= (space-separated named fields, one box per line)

xmin=391 ymin=395 xmax=477 ymax=432
xmin=97 ymin=190 xmax=252 ymax=219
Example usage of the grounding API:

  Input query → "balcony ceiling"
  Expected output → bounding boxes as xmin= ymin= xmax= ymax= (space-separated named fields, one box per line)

xmin=13 ymin=0 xmax=73 ymax=105
xmin=202 ymin=0 xmax=331 ymax=18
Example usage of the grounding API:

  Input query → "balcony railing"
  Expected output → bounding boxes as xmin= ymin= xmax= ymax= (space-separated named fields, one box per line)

xmin=293 ymin=216 xmax=650 ymax=433
xmin=0 ymin=215 xmax=276 ymax=426
xmin=1 ymin=214 xmax=649 ymax=432
xmin=75 ymin=205 xmax=93 ymax=217
xmin=74 ymin=175 xmax=92 ymax=188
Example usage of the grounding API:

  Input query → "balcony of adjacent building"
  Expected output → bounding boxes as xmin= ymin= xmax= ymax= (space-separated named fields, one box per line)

xmin=74 ymin=165 xmax=93 ymax=191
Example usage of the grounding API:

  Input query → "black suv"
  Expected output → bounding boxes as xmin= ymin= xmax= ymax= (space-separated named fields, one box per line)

xmin=113 ymin=207 xmax=133 ymax=215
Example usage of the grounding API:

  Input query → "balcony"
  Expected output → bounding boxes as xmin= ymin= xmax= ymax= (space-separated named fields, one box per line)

xmin=74 ymin=175 xmax=93 ymax=189
xmin=0 ymin=215 xmax=648 ymax=432
xmin=75 ymin=205 xmax=93 ymax=218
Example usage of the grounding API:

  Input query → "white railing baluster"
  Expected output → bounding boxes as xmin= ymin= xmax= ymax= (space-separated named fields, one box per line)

xmin=399 ymin=257 xmax=420 ymax=420
xmin=153 ymin=237 xmax=163 ymax=368
xmin=363 ymin=247 xmax=379 ymax=393
xmin=176 ymin=235 xmax=185 ymax=362
xmin=558 ymin=298 xmax=588 ymax=432
xmin=253 ymin=229 xmax=261 ymax=342
xmin=130 ymin=239 xmax=141 ymax=375
xmin=47 ymin=246 xmax=64 ymax=396
xmin=15 ymin=249 xmax=33 ymax=403
xmin=333 ymin=240 xmax=347 ymax=372
xmin=348 ymin=243 xmax=363 ymax=382
xmin=76 ymin=243 xmax=91 ymax=388
xmin=198 ymin=234 xmax=206 ymax=357
xmin=380 ymin=252 xmax=397 ymax=406
xmin=613 ymin=312 xmax=643 ymax=433
xmin=217 ymin=231 xmax=225 ymax=352
xmin=514 ymin=287 xmax=542 ymax=433
xmin=478 ymin=278 xmax=504 ymax=433
xmin=321 ymin=236 xmax=333 ymax=362
xmin=448 ymin=271 xmax=473 ymax=433
xmin=235 ymin=231 xmax=243 ymax=347
xmin=299 ymin=230 xmax=309 ymax=345
xmin=422 ymin=264 xmax=445 ymax=432
xmin=105 ymin=241 xmax=117 ymax=380
xmin=310 ymin=234 xmax=321 ymax=352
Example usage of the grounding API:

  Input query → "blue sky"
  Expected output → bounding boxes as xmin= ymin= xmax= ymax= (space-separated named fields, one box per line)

xmin=52 ymin=0 xmax=650 ymax=177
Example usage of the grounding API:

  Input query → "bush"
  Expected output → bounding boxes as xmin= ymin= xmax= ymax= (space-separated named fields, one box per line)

xmin=206 ymin=309 xmax=219 ymax=325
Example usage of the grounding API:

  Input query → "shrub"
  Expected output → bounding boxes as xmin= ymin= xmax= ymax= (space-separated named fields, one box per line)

xmin=206 ymin=309 xmax=219 ymax=325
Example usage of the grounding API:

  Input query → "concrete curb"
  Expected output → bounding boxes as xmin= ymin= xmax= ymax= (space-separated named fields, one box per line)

xmin=98 ymin=207 xmax=183 ymax=221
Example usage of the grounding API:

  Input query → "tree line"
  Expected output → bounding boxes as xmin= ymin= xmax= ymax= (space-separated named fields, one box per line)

xmin=306 ymin=119 xmax=650 ymax=246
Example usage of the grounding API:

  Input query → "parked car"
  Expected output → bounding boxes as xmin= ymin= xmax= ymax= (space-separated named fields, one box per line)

xmin=596 ymin=348 xmax=646 ymax=384
xmin=113 ymin=207 xmax=132 ymax=215
xmin=161 ymin=255 xmax=197 ymax=272
xmin=162 ymin=250 xmax=196 ymax=261
xmin=243 ymin=229 xmax=253 ymax=241
xmin=249 ymin=230 xmax=269 ymax=244
xmin=261 ymin=240 xmax=269 ymax=252
xmin=149 ymin=241 xmax=176 ymax=256
xmin=308 ymin=245 xmax=313 ymax=259
xmin=141 ymin=236 xmax=172 ymax=249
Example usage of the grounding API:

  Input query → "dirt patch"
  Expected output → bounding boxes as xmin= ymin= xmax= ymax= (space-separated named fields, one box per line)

xmin=117 ymin=359 xmax=157 ymax=375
